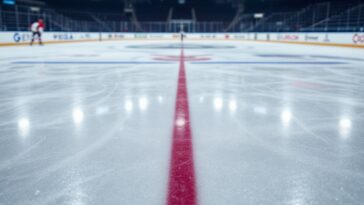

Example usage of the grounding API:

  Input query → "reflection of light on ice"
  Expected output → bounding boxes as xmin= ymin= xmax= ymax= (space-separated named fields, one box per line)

xmin=281 ymin=109 xmax=292 ymax=127
xmin=229 ymin=99 xmax=237 ymax=112
xmin=125 ymin=99 xmax=133 ymax=113
xmin=176 ymin=118 xmax=186 ymax=127
xmin=340 ymin=118 xmax=352 ymax=129
xmin=339 ymin=117 xmax=352 ymax=138
xmin=213 ymin=97 xmax=223 ymax=111
xmin=158 ymin=96 xmax=164 ymax=104
xmin=139 ymin=97 xmax=149 ymax=111
xmin=73 ymin=108 xmax=84 ymax=124
xmin=18 ymin=117 xmax=30 ymax=137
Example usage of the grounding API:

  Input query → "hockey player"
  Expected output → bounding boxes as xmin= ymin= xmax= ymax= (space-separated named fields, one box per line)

xmin=30 ymin=19 xmax=45 ymax=46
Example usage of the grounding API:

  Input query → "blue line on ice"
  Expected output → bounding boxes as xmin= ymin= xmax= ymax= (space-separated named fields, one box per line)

xmin=12 ymin=61 xmax=348 ymax=65
xmin=12 ymin=61 xmax=175 ymax=65
xmin=192 ymin=61 xmax=347 ymax=65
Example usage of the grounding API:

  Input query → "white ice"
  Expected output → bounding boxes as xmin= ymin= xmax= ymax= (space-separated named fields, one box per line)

xmin=0 ymin=40 xmax=364 ymax=205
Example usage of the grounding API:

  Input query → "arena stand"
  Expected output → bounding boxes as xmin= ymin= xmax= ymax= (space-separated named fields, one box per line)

xmin=0 ymin=0 xmax=363 ymax=48
xmin=1 ymin=0 xmax=363 ymax=33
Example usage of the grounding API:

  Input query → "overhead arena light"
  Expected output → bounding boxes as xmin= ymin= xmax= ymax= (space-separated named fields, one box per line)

xmin=178 ymin=0 xmax=185 ymax=4
xmin=124 ymin=7 xmax=133 ymax=13
xmin=3 ymin=0 xmax=15 ymax=5
xmin=254 ymin=13 xmax=264 ymax=19
xmin=30 ymin=6 xmax=40 ymax=12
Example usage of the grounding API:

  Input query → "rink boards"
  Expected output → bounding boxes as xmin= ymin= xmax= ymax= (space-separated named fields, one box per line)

xmin=0 ymin=31 xmax=364 ymax=48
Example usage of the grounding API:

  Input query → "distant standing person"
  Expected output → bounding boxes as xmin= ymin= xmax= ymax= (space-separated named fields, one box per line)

xmin=30 ymin=19 xmax=45 ymax=46
xmin=180 ymin=25 xmax=185 ymax=43
xmin=180 ymin=30 xmax=185 ymax=42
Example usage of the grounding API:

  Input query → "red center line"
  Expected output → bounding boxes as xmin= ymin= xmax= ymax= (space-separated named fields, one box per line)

xmin=167 ymin=47 xmax=197 ymax=205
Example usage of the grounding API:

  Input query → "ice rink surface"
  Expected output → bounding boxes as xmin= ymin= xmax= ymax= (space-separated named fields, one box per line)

xmin=0 ymin=40 xmax=364 ymax=205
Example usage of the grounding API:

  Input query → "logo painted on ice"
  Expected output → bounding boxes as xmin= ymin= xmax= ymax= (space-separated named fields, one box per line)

xmin=153 ymin=55 xmax=211 ymax=62
xmin=353 ymin=34 xmax=364 ymax=44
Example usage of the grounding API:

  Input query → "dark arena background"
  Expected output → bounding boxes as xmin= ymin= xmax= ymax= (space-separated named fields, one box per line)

xmin=0 ymin=0 xmax=364 ymax=205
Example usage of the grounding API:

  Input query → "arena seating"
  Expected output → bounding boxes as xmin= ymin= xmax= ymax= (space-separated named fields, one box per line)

xmin=0 ymin=0 xmax=363 ymax=32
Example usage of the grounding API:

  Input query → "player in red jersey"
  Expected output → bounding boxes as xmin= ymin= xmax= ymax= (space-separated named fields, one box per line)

xmin=30 ymin=19 xmax=45 ymax=46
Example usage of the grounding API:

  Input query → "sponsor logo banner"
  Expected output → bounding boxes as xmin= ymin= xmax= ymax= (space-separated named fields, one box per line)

xmin=353 ymin=34 xmax=364 ymax=44
xmin=134 ymin=34 xmax=147 ymax=39
xmin=305 ymin=34 xmax=320 ymax=42
xmin=107 ymin=34 xmax=125 ymax=39
xmin=233 ymin=34 xmax=248 ymax=40
xmin=200 ymin=34 xmax=216 ymax=39
xmin=53 ymin=33 xmax=74 ymax=40
xmin=13 ymin=33 xmax=31 ymax=43
xmin=149 ymin=34 xmax=164 ymax=39
xmin=278 ymin=34 xmax=300 ymax=41
xmin=323 ymin=33 xmax=331 ymax=42
xmin=80 ymin=34 xmax=91 ymax=39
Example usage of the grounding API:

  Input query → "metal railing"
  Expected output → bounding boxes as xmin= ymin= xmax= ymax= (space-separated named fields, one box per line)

xmin=0 ymin=5 xmax=228 ymax=32
xmin=304 ymin=3 xmax=364 ymax=32
xmin=234 ymin=2 xmax=363 ymax=32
